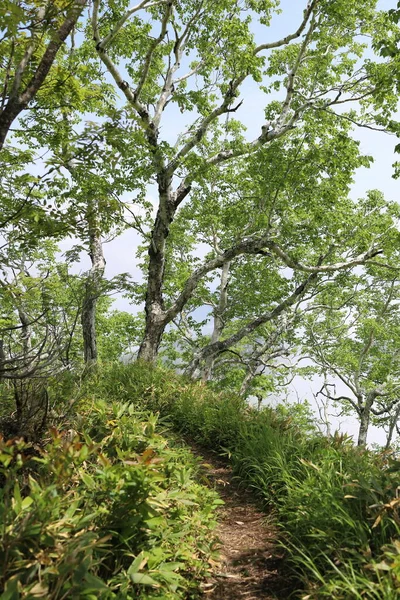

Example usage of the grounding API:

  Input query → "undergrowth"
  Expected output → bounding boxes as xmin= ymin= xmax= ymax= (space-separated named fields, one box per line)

xmin=0 ymin=397 xmax=221 ymax=599
xmin=88 ymin=361 xmax=400 ymax=599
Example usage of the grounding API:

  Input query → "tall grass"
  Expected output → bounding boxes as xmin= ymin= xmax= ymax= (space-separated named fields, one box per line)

xmin=83 ymin=362 xmax=400 ymax=598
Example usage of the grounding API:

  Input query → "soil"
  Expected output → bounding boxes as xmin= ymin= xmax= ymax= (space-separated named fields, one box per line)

xmin=192 ymin=443 xmax=294 ymax=600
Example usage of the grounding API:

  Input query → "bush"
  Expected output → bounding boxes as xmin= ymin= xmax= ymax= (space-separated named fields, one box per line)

xmin=0 ymin=398 xmax=221 ymax=599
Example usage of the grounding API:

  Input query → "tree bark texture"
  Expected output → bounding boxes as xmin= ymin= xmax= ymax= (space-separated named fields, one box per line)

xmin=137 ymin=172 xmax=175 ymax=362
xmin=384 ymin=409 xmax=399 ymax=450
xmin=81 ymin=202 xmax=105 ymax=363
xmin=384 ymin=402 xmax=400 ymax=450
xmin=357 ymin=392 xmax=375 ymax=447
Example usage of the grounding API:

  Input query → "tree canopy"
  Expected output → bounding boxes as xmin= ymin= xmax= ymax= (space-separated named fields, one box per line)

xmin=1 ymin=0 xmax=400 ymax=446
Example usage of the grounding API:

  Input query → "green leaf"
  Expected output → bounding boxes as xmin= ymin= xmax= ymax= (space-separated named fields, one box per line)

xmin=21 ymin=496 xmax=34 ymax=510
xmin=129 ymin=573 xmax=160 ymax=586
xmin=12 ymin=482 xmax=22 ymax=515
xmin=127 ymin=551 xmax=147 ymax=574
xmin=2 ymin=576 xmax=20 ymax=600
xmin=80 ymin=471 xmax=96 ymax=489
xmin=84 ymin=572 xmax=109 ymax=591
xmin=158 ymin=562 xmax=184 ymax=571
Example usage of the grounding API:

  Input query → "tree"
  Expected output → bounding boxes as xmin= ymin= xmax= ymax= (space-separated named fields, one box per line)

xmin=90 ymin=0 xmax=400 ymax=362
xmin=40 ymin=114 xmax=140 ymax=364
xmin=53 ymin=123 xmax=119 ymax=364
xmin=0 ymin=239 xmax=81 ymax=436
xmin=144 ymin=115 xmax=395 ymax=382
xmin=303 ymin=226 xmax=400 ymax=447
xmin=0 ymin=0 xmax=88 ymax=149
xmin=0 ymin=2 xmax=399 ymax=446
xmin=0 ymin=0 xmax=114 ymax=262
xmin=96 ymin=301 xmax=142 ymax=362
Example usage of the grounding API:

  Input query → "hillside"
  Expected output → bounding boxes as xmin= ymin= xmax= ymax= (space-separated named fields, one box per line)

xmin=2 ymin=363 xmax=400 ymax=599
xmin=1 ymin=2 xmax=400 ymax=595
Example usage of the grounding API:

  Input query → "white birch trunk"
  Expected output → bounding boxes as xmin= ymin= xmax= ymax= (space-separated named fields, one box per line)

xmin=201 ymin=260 xmax=230 ymax=381
xmin=81 ymin=200 xmax=106 ymax=364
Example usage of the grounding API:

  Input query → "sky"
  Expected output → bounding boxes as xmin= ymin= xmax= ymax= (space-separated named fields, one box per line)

xmin=57 ymin=0 xmax=399 ymax=447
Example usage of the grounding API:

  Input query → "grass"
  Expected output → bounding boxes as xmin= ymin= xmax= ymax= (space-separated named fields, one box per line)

xmin=3 ymin=360 xmax=400 ymax=598
xmin=83 ymin=361 xmax=400 ymax=598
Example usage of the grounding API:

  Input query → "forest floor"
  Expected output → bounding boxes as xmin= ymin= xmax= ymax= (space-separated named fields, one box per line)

xmin=190 ymin=443 xmax=295 ymax=600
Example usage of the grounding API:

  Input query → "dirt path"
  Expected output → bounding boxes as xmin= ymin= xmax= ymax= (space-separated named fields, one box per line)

xmin=193 ymin=445 xmax=293 ymax=600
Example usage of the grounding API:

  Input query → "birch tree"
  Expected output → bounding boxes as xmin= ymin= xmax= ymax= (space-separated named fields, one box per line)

xmin=44 ymin=114 xmax=141 ymax=364
xmin=90 ymin=0 xmax=399 ymax=362
xmin=0 ymin=0 xmax=88 ymax=150
xmin=140 ymin=114 xmax=395 ymax=380
xmin=303 ymin=241 xmax=400 ymax=447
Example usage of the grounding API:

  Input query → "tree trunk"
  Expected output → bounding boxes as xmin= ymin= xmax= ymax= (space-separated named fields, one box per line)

xmin=81 ymin=202 xmax=105 ymax=364
xmin=137 ymin=313 xmax=166 ymax=363
xmin=18 ymin=308 xmax=31 ymax=358
xmin=0 ymin=104 xmax=21 ymax=151
xmin=0 ymin=0 xmax=87 ymax=150
xmin=137 ymin=172 xmax=175 ymax=362
xmin=239 ymin=367 xmax=257 ymax=397
xmin=357 ymin=392 xmax=375 ymax=447
xmin=357 ymin=411 xmax=370 ymax=447
xmin=238 ymin=336 xmax=282 ymax=397
xmin=385 ymin=404 xmax=400 ymax=450
xmin=0 ymin=339 xmax=5 ymax=381
xmin=81 ymin=294 xmax=98 ymax=363
xmin=202 ymin=260 xmax=230 ymax=381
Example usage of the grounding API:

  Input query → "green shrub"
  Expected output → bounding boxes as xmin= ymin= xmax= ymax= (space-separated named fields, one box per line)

xmin=0 ymin=399 xmax=221 ymax=599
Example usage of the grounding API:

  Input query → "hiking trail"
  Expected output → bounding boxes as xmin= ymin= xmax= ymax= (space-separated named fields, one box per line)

xmin=191 ymin=444 xmax=293 ymax=600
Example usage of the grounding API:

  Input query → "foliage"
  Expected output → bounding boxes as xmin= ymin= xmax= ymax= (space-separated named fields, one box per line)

xmin=2 ymin=0 xmax=400 ymax=398
xmin=96 ymin=305 xmax=143 ymax=362
xmin=89 ymin=362 xmax=400 ymax=598
xmin=0 ymin=397 xmax=220 ymax=599
xmin=302 ymin=253 xmax=400 ymax=446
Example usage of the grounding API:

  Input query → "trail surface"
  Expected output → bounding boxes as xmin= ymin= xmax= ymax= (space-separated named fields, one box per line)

xmin=193 ymin=444 xmax=293 ymax=600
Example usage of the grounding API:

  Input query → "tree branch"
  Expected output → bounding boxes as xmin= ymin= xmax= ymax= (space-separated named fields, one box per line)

xmin=134 ymin=2 xmax=174 ymax=102
xmin=0 ymin=0 xmax=88 ymax=150
xmin=186 ymin=268 xmax=320 ymax=377
xmin=255 ymin=0 xmax=319 ymax=53
xmin=99 ymin=0 xmax=169 ymax=49
xmin=92 ymin=0 xmax=151 ymax=128
xmin=266 ymin=241 xmax=383 ymax=273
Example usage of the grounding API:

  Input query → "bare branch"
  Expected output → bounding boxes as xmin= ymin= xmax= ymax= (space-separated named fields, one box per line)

xmin=92 ymin=0 xmax=152 ymax=128
xmin=266 ymin=241 xmax=383 ymax=273
xmin=165 ymin=233 xmax=272 ymax=321
xmin=276 ymin=11 xmax=317 ymax=129
xmin=153 ymin=4 xmax=206 ymax=126
xmin=134 ymin=2 xmax=174 ymax=102
xmin=167 ymin=75 xmax=247 ymax=174
xmin=186 ymin=268 xmax=320 ymax=377
xmin=255 ymin=0 xmax=319 ymax=53
xmin=172 ymin=60 xmax=205 ymax=84
xmin=99 ymin=0 xmax=170 ymax=49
